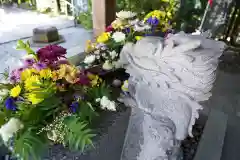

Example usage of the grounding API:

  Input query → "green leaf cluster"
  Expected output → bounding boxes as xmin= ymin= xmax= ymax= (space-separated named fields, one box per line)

xmin=13 ymin=129 xmax=47 ymax=160
xmin=63 ymin=115 xmax=95 ymax=151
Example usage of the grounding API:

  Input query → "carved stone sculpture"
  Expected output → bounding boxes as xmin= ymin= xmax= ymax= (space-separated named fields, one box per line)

xmin=118 ymin=32 xmax=225 ymax=160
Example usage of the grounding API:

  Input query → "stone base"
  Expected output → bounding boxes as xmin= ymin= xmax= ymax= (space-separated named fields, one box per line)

xmin=30 ymin=35 xmax=65 ymax=47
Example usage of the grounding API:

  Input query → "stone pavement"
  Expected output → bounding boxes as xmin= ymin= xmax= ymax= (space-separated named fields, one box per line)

xmin=0 ymin=6 xmax=75 ymax=44
xmin=0 ymin=4 xmax=93 ymax=74
xmin=0 ymin=27 xmax=92 ymax=73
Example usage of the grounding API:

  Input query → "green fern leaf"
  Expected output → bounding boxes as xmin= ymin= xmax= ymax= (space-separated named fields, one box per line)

xmin=64 ymin=116 xmax=96 ymax=151
xmin=14 ymin=130 xmax=47 ymax=160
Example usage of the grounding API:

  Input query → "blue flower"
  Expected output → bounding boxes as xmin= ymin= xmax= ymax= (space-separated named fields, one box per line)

xmin=124 ymin=28 xmax=130 ymax=34
xmin=70 ymin=101 xmax=79 ymax=113
xmin=5 ymin=97 xmax=17 ymax=111
xmin=147 ymin=17 xmax=159 ymax=26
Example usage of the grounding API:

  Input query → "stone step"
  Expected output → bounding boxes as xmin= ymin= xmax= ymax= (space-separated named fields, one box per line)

xmin=220 ymin=115 xmax=240 ymax=160
xmin=194 ymin=109 xmax=228 ymax=160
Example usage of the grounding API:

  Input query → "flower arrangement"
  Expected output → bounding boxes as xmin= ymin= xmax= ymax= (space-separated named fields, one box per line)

xmin=83 ymin=9 xmax=177 ymax=70
xmin=0 ymin=40 xmax=117 ymax=159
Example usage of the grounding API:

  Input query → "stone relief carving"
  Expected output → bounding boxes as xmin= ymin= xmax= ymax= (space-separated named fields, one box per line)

xmin=118 ymin=32 xmax=225 ymax=160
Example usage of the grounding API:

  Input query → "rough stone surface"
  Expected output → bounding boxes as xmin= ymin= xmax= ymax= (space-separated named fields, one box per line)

xmin=118 ymin=33 xmax=225 ymax=160
xmin=44 ymin=107 xmax=131 ymax=160
xmin=32 ymin=26 xmax=60 ymax=43
xmin=194 ymin=109 xmax=228 ymax=160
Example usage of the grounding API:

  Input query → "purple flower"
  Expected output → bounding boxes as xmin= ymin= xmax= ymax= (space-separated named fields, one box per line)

xmin=23 ymin=58 xmax=35 ymax=66
xmin=69 ymin=101 xmax=79 ymax=113
xmin=37 ymin=45 xmax=67 ymax=63
xmin=96 ymin=43 xmax=107 ymax=50
xmin=147 ymin=17 xmax=159 ymax=26
xmin=73 ymin=94 xmax=86 ymax=100
xmin=9 ymin=67 xmax=25 ymax=83
xmin=5 ymin=97 xmax=17 ymax=111
xmin=33 ymin=62 xmax=47 ymax=71
xmin=76 ymin=72 xmax=90 ymax=85
xmin=124 ymin=28 xmax=130 ymax=33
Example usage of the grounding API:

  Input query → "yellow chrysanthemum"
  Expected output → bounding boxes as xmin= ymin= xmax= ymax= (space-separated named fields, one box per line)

xmin=24 ymin=75 xmax=41 ymax=91
xmin=40 ymin=68 xmax=52 ymax=79
xmin=27 ymin=93 xmax=44 ymax=105
xmin=96 ymin=32 xmax=110 ymax=43
xmin=121 ymin=80 xmax=128 ymax=92
xmin=21 ymin=68 xmax=38 ymax=81
xmin=10 ymin=85 xmax=21 ymax=98
xmin=144 ymin=10 xmax=165 ymax=22
xmin=135 ymin=36 xmax=143 ymax=41
xmin=111 ymin=19 xmax=125 ymax=29
xmin=85 ymin=40 xmax=95 ymax=53
xmin=88 ymin=73 xmax=102 ymax=87
xmin=58 ymin=64 xmax=79 ymax=84
xmin=52 ymin=71 xmax=59 ymax=81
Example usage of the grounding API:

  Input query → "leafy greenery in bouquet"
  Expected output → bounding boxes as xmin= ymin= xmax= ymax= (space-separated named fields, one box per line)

xmin=83 ymin=8 xmax=178 ymax=70
xmin=0 ymin=41 xmax=117 ymax=160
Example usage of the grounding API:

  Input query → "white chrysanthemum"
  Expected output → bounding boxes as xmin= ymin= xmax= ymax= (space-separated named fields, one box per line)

xmin=94 ymin=50 xmax=100 ymax=54
xmin=112 ymin=61 xmax=122 ymax=69
xmin=0 ymin=89 xmax=9 ymax=101
xmin=0 ymin=118 xmax=24 ymax=143
xmin=84 ymin=55 xmax=96 ymax=64
xmin=47 ymin=130 xmax=58 ymax=142
xmin=191 ymin=30 xmax=201 ymax=35
xmin=100 ymin=96 xmax=116 ymax=111
xmin=129 ymin=18 xmax=140 ymax=25
xmin=96 ymin=55 xmax=100 ymax=59
xmin=102 ymin=60 xmax=114 ymax=70
xmin=109 ymin=50 xmax=118 ymax=59
xmin=134 ymin=23 xmax=151 ymax=32
xmin=112 ymin=32 xmax=126 ymax=43
xmin=22 ymin=54 xmax=35 ymax=60
xmin=0 ymin=79 xmax=8 ymax=84
xmin=95 ymin=98 xmax=101 ymax=102
xmin=116 ymin=10 xmax=137 ymax=19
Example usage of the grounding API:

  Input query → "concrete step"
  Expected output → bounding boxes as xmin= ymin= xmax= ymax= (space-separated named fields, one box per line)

xmin=194 ymin=109 xmax=228 ymax=160
xmin=220 ymin=115 xmax=240 ymax=160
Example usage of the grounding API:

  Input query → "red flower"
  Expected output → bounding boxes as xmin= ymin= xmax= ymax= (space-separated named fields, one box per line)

xmin=105 ymin=25 xmax=114 ymax=32
xmin=208 ymin=0 xmax=213 ymax=6
xmin=37 ymin=45 xmax=67 ymax=64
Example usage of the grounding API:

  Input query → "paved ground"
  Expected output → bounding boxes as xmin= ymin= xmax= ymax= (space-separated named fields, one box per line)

xmin=0 ymin=6 xmax=75 ymax=44
xmin=0 ymin=6 xmax=92 ymax=74
xmin=201 ymin=50 xmax=240 ymax=117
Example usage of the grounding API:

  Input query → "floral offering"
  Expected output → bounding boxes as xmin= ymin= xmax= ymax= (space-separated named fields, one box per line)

xmin=0 ymin=40 xmax=116 ymax=159
xmin=83 ymin=9 xmax=175 ymax=70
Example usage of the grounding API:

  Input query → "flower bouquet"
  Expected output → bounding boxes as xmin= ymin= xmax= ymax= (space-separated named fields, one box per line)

xmin=83 ymin=8 xmax=177 ymax=70
xmin=0 ymin=40 xmax=117 ymax=160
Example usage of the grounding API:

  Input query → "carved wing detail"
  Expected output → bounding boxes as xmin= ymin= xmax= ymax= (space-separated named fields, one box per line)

xmin=119 ymin=32 xmax=225 ymax=139
xmin=122 ymin=32 xmax=225 ymax=102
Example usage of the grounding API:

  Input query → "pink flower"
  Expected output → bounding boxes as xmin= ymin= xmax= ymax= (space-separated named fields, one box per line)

xmin=37 ymin=45 xmax=67 ymax=64
xmin=9 ymin=67 xmax=25 ymax=83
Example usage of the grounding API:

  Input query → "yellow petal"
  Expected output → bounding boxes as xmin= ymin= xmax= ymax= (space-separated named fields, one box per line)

xmin=135 ymin=36 xmax=143 ymax=41
xmin=10 ymin=85 xmax=21 ymax=98
xmin=27 ymin=93 xmax=44 ymax=105
xmin=40 ymin=68 xmax=52 ymax=79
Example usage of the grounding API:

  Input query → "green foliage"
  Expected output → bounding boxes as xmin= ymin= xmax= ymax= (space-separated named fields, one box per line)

xmin=16 ymin=40 xmax=36 ymax=56
xmin=76 ymin=0 xmax=93 ymax=30
xmin=77 ymin=101 xmax=98 ymax=123
xmin=87 ymin=83 xmax=111 ymax=100
xmin=116 ymin=0 xmax=175 ymax=13
xmin=14 ymin=129 xmax=47 ymax=160
xmin=63 ymin=116 xmax=96 ymax=151
xmin=174 ymin=0 xmax=208 ymax=32
xmin=77 ymin=12 xmax=93 ymax=30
